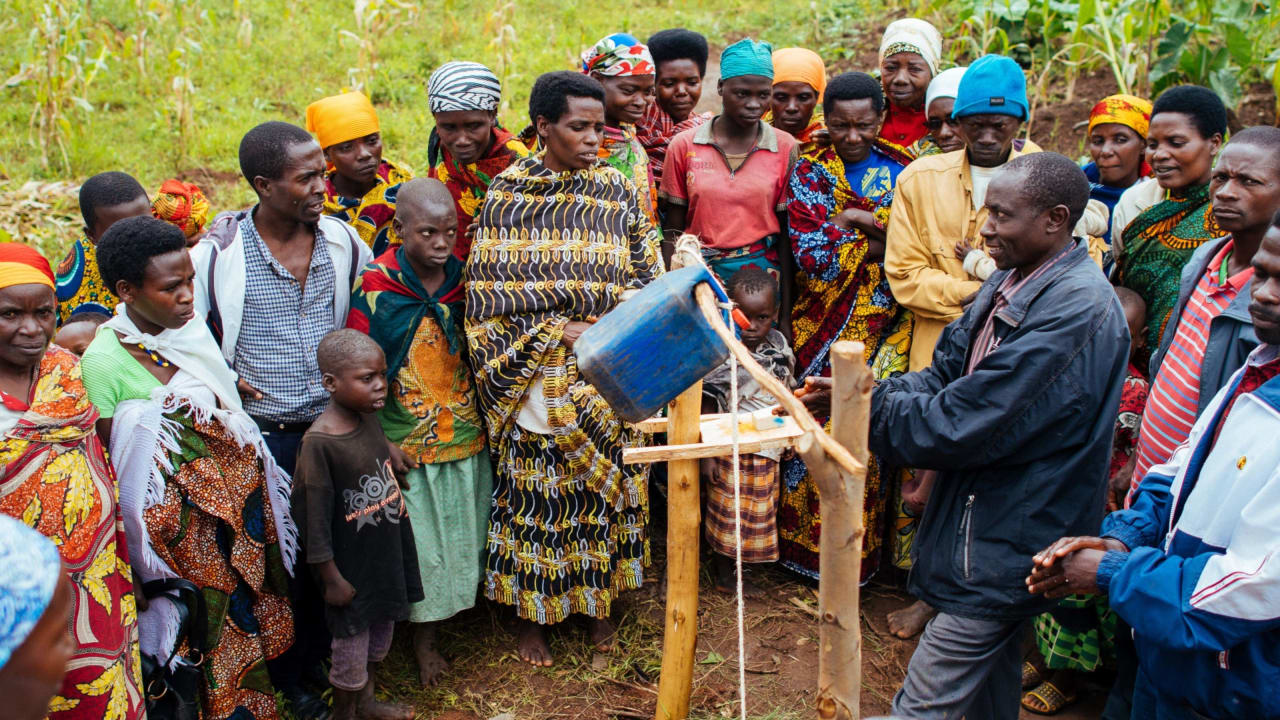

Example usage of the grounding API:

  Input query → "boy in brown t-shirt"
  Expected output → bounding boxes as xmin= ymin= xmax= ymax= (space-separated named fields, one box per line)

xmin=292 ymin=329 xmax=421 ymax=720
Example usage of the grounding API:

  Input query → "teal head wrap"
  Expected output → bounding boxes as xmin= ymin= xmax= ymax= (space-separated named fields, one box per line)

xmin=720 ymin=38 xmax=774 ymax=81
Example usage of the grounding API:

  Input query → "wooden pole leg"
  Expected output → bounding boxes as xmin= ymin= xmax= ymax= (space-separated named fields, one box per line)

xmin=654 ymin=380 xmax=702 ymax=720
xmin=800 ymin=341 xmax=873 ymax=720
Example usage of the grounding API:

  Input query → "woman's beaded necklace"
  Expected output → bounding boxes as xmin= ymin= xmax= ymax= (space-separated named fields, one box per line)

xmin=137 ymin=344 xmax=172 ymax=368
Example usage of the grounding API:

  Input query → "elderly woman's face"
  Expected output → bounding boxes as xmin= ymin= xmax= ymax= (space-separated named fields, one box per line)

xmin=880 ymin=52 xmax=932 ymax=111
xmin=538 ymin=96 xmax=606 ymax=172
xmin=1088 ymin=123 xmax=1145 ymax=187
xmin=827 ymin=97 xmax=882 ymax=166
xmin=434 ymin=109 xmax=496 ymax=165
xmin=0 ymin=284 xmax=56 ymax=373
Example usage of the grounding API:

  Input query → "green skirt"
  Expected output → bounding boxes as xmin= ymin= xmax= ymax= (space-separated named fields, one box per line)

xmin=402 ymin=451 xmax=495 ymax=623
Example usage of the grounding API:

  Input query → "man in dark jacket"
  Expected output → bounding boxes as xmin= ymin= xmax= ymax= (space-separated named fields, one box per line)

xmin=843 ymin=152 xmax=1129 ymax=719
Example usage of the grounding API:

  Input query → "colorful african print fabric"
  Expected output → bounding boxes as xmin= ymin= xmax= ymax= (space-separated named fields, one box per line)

xmin=466 ymin=154 xmax=662 ymax=624
xmin=600 ymin=123 xmax=658 ymax=225
xmin=0 ymin=346 xmax=144 ymax=720
xmin=55 ymin=236 xmax=117 ymax=325
xmin=580 ymin=33 xmax=655 ymax=77
xmin=427 ymin=128 xmax=531 ymax=261
xmin=322 ymin=159 xmax=413 ymax=256
xmin=868 ymin=309 xmax=922 ymax=570
xmin=778 ymin=142 xmax=906 ymax=582
xmin=791 ymin=118 xmax=826 ymax=154
xmin=347 ymin=248 xmax=485 ymax=464
xmin=137 ymin=404 xmax=294 ymax=719
xmin=1115 ymin=182 xmax=1223 ymax=367
xmin=635 ymin=102 xmax=710 ymax=186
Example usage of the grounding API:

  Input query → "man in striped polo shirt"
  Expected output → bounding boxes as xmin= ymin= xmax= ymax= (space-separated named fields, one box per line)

xmin=1126 ymin=127 xmax=1280 ymax=502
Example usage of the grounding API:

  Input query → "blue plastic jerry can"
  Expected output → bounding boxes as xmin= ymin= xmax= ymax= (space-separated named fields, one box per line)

xmin=576 ymin=265 xmax=731 ymax=423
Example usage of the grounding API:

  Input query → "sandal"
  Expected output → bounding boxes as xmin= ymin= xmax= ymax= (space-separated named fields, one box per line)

xmin=1021 ymin=660 xmax=1043 ymax=690
xmin=1022 ymin=680 xmax=1078 ymax=715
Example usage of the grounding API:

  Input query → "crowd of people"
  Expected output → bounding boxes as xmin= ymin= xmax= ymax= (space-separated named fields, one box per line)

xmin=1 ymin=17 xmax=1278 ymax=720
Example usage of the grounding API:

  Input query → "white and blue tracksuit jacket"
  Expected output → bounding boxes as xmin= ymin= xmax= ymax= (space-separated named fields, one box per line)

xmin=1097 ymin=344 xmax=1280 ymax=718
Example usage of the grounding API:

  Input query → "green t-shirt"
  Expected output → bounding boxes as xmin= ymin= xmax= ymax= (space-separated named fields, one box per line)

xmin=80 ymin=330 xmax=161 ymax=419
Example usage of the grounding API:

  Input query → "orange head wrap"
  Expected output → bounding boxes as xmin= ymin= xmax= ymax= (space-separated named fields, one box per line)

xmin=771 ymin=48 xmax=827 ymax=95
xmin=151 ymin=179 xmax=210 ymax=239
xmin=0 ymin=243 xmax=54 ymax=291
xmin=1088 ymin=94 xmax=1153 ymax=138
xmin=304 ymin=91 xmax=380 ymax=150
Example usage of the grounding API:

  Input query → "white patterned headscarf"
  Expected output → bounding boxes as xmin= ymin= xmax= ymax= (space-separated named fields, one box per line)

xmin=0 ymin=515 xmax=62 ymax=671
xmin=879 ymin=18 xmax=943 ymax=76
xmin=428 ymin=61 xmax=502 ymax=113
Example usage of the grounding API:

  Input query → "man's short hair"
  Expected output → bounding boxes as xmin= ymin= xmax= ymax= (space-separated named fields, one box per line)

xmin=823 ymin=71 xmax=885 ymax=116
xmin=648 ymin=29 xmax=709 ymax=76
xmin=96 ymin=216 xmax=187 ymax=293
xmin=1228 ymin=127 xmax=1280 ymax=178
xmin=78 ymin=171 xmax=147 ymax=231
xmin=528 ymin=71 xmax=605 ymax=126
xmin=1151 ymin=85 xmax=1228 ymax=140
xmin=317 ymin=328 xmax=383 ymax=376
xmin=1002 ymin=152 xmax=1091 ymax=228
xmin=238 ymin=121 xmax=316 ymax=186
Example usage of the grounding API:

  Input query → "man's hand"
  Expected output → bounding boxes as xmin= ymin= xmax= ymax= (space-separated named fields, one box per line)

xmin=1027 ymin=548 xmax=1108 ymax=598
xmin=1032 ymin=536 xmax=1128 ymax=573
xmin=1107 ymin=453 xmax=1138 ymax=512
xmin=387 ymin=441 xmax=418 ymax=487
xmin=237 ymin=378 xmax=265 ymax=401
xmin=561 ymin=320 xmax=596 ymax=351
xmin=955 ymin=237 xmax=975 ymax=261
xmin=791 ymin=376 xmax=833 ymax=417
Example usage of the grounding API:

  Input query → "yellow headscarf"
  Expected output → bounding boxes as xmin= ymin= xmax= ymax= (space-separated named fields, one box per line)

xmin=151 ymin=179 xmax=210 ymax=239
xmin=305 ymin=91 xmax=381 ymax=150
xmin=1088 ymin=94 xmax=1153 ymax=138
xmin=771 ymin=48 xmax=827 ymax=95
xmin=0 ymin=243 xmax=54 ymax=291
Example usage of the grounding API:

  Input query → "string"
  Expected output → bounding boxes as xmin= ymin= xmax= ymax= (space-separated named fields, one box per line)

xmin=728 ymin=348 xmax=747 ymax=720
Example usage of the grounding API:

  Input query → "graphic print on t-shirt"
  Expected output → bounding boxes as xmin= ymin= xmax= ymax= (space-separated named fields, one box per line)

xmin=343 ymin=459 xmax=405 ymax=530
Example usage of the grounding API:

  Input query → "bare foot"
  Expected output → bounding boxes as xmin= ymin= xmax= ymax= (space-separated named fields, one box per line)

xmin=517 ymin=620 xmax=553 ymax=667
xmin=712 ymin=556 xmax=765 ymax=598
xmin=357 ymin=680 xmax=414 ymax=720
xmin=414 ymin=623 xmax=448 ymax=687
xmin=887 ymin=599 xmax=937 ymax=639
xmin=587 ymin=617 xmax=617 ymax=653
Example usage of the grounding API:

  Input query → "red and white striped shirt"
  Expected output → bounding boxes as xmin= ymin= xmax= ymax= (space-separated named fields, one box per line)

xmin=1130 ymin=240 xmax=1252 ymax=496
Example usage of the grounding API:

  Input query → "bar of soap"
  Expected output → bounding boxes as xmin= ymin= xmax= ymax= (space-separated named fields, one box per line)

xmin=752 ymin=408 xmax=784 ymax=431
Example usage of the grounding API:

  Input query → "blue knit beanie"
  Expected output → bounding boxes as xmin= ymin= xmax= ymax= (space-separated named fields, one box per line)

xmin=953 ymin=55 xmax=1027 ymax=120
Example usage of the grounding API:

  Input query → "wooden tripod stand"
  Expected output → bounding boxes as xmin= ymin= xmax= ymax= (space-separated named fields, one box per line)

xmin=626 ymin=240 xmax=874 ymax=720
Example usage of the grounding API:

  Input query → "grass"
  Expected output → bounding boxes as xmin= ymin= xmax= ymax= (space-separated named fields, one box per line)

xmin=0 ymin=0 xmax=833 ymax=197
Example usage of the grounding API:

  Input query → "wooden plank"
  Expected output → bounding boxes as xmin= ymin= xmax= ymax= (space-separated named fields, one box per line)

xmin=623 ymin=436 xmax=800 ymax=464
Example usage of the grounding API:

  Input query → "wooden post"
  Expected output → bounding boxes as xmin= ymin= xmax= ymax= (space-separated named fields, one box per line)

xmin=798 ymin=341 xmax=874 ymax=720
xmin=654 ymin=380 xmax=702 ymax=720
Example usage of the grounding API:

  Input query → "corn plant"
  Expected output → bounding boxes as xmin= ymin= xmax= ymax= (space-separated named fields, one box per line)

xmin=341 ymin=0 xmax=421 ymax=93
xmin=485 ymin=2 xmax=518 ymax=114
xmin=10 ymin=0 xmax=109 ymax=173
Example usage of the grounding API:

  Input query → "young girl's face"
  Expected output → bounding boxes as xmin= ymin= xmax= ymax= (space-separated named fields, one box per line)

xmin=734 ymin=285 xmax=778 ymax=350
xmin=396 ymin=205 xmax=457 ymax=274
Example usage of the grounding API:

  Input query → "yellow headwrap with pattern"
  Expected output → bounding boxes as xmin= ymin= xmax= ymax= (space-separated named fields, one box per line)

xmin=1088 ymin=94 xmax=1153 ymax=138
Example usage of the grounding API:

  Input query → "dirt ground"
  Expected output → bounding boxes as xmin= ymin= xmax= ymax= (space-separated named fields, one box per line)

xmin=370 ymin=547 xmax=1113 ymax=719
